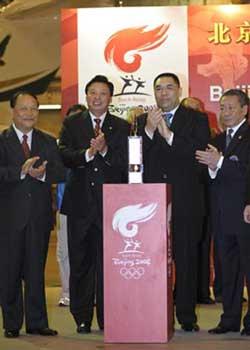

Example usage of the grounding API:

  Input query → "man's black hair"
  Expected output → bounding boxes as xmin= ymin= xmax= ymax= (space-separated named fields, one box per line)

xmin=85 ymin=75 xmax=114 ymax=96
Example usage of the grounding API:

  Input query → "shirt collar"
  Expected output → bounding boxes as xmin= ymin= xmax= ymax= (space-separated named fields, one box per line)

xmin=226 ymin=118 xmax=246 ymax=137
xmin=162 ymin=105 xmax=179 ymax=118
xmin=169 ymin=105 xmax=179 ymax=115
xmin=89 ymin=111 xmax=107 ymax=127
xmin=12 ymin=123 xmax=33 ymax=143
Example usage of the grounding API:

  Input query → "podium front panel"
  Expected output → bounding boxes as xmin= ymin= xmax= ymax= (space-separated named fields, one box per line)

xmin=103 ymin=183 xmax=173 ymax=343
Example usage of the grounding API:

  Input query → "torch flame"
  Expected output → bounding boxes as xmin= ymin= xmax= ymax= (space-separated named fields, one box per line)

xmin=104 ymin=24 xmax=170 ymax=73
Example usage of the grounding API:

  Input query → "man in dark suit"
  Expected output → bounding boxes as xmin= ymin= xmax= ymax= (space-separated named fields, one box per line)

xmin=59 ymin=75 xmax=129 ymax=334
xmin=0 ymin=91 xmax=65 ymax=338
xmin=138 ymin=73 xmax=210 ymax=331
xmin=181 ymin=97 xmax=215 ymax=305
xmin=196 ymin=89 xmax=250 ymax=336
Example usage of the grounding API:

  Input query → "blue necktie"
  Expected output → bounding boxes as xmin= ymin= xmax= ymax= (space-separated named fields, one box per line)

xmin=163 ymin=112 xmax=173 ymax=127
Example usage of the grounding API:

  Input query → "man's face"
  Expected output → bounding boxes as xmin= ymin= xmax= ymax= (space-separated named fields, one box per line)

xmin=12 ymin=94 xmax=39 ymax=133
xmin=154 ymin=76 xmax=181 ymax=112
xmin=86 ymin=82 xmax=112 ymax=117
xmin=220 ymin=95 xmax=247 ymax=128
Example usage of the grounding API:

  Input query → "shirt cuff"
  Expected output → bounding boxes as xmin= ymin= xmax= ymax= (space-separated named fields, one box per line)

xmin=86 ymin=148 xmax=94 ymax=162
xmin=99 ymin=148 xmax=108 ymax=157
xmin=208 ymin=156 xmax=224 ymax=178
xmin=145 ymin=127 xmax=154 ymax=140
xmin=38 ymin=173 xmax=46 ymax=182
xmin=166 ymin=132 xmax=174 ymax=146
xmin=20 ymin=172 xmax=46 ymax=182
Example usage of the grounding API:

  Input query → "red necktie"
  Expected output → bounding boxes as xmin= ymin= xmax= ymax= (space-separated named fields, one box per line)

xmin=22 ymin=134 xmax=30 ymax=159
xmin=94 ymin=118 xmax=101 ymax=137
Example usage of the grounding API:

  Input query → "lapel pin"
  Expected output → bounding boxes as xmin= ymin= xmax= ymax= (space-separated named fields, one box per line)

xmin=109 ymin=126 xmax=113 ymax=130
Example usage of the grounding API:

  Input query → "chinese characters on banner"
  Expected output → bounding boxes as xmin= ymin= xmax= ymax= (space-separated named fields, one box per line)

xmin=188 ymin=5 xmax=250 ymax=130
xmin=208 ymin=21 xmax=250 ymax=45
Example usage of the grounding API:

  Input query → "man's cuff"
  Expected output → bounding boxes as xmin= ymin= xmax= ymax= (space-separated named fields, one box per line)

xmin=99 ymin=147 xmax=108 ymax=157
xmin=38 ymin=173 xmax=46 ymax=182
xmin=216 ymin=156 xmax=224 ymax=169
xmin=145 ymin=127 xmax=154 ymax=140
xmin=86 ymin=148 xmax=94 ymax=162
xmin=208 ymin=156 xmax=224 ymax=178
xmin=166 ymin=131 xmax=174 ymax=146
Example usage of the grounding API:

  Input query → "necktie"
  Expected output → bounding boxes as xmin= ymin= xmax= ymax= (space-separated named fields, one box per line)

xmin=94 ymin=118 xmax=101 ymax=136
xmin=22 ymin=134 xmax=30 ymax=159
xmin=163 ymin=112 xmax=173 ymax=127
xmin=226 ymin=128 xmax=233 ymax=148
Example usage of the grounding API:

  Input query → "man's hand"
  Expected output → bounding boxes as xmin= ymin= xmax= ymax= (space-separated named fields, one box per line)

xmin=145 ymin=107 xmax=163 ymax=134
xmin=90 ymin=132 xmax=107 ymax=155
xmin=21 ymin=156 xmax=40 ymax=175
xmin=244 ymin=205 xmax=250 ymax=223
xmin=157 ymin=118 xmax=172 ymax=141
xmin=87 ymin=146 xmax=97 ymax=159
xmin=28 ymin=160 xmax=47 ymax=179
xmin=196 ymin=144 xmax=222 ymax=171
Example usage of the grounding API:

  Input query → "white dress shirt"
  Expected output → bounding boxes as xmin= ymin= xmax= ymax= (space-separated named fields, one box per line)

xmin=13 ymin=124 xmax=46 ymax=181
xmin=86 ymin=112 xmax=107 ymax=162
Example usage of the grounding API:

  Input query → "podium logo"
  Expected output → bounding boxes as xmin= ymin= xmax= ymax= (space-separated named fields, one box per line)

xmin=112 ymin=202 xmax=157 ymax=239
xmin=112 ymin=203 xmax=158 ymax=280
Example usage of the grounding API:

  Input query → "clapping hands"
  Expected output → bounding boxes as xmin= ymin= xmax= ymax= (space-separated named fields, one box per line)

xmin=22 ymin=156 xmax=47 ymax=179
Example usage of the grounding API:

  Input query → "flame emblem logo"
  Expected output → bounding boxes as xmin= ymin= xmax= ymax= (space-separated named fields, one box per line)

xmin=112 ymin=203 xmax=158 ymax=238
xmin=104 ymin=24 xmax=170 ymax=73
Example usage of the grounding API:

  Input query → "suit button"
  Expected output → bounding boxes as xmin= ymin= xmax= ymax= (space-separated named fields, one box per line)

xmin=28 ymin=193 xmax=31 ymax=198
xmin=163 ymin=174 xmax=167 ymax=179
xmin=91 ymin=182 xmax=95 ymax=186
xmin=94 ymin=168 xmax=98 ymax=172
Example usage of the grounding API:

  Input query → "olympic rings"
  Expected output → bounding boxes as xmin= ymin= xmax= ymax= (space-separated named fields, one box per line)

xmin=120 ymin=267 xmax=145 ymax=280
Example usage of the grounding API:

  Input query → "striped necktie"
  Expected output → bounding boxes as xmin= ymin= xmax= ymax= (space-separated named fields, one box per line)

xmin=94 ymin=118 xmax=101 ymax=136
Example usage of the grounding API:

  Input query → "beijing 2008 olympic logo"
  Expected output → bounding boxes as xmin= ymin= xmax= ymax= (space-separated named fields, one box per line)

xmin=112 ymin=203 xmax=158 ymax=280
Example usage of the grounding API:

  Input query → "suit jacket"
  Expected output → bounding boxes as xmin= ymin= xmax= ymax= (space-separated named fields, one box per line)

xmin=138 ymin=105 xmax=210 ymax=225
xmin=0 ymin=126 xmax=66 ymax=231
xmin=59 ymin=110 xmax=129 ymax=219
xmin=210 ymin=120 xmax=250 ymax=235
